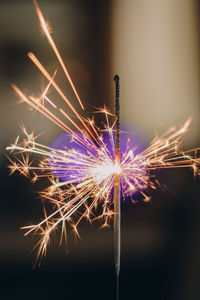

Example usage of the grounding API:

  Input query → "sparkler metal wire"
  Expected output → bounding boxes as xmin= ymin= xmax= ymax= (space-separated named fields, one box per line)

xmin=114 ymin=74 xmax=121 ymax=298
xmin=114 ymin=75 xmax=121 ymax=280
xmin=6 ymin=1 xmax=200 ymax=274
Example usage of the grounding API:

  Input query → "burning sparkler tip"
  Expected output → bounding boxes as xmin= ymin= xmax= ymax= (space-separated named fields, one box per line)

xmin=114 ymin=74 xmax=120 ymax=83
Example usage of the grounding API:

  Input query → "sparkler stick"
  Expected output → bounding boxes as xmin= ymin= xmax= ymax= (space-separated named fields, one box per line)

xmin=114 ymin=75 xmax=121 ymax=296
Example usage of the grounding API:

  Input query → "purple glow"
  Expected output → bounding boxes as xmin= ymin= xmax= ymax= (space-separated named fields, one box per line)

xmin=49 ymin=128 xmax=145 ymax=184
xmin=49 ymin=132 xmax=95 ymax=182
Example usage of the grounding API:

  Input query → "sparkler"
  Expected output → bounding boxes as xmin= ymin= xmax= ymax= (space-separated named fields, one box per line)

xmin=6 ymin=1 xmax=200 ymax=285
xmin=114 ymin=75 xmax=121 ymax=299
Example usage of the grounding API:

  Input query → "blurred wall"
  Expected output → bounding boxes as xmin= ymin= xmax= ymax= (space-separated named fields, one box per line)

xmin=112 ymin=0 xmax=200 ymax=145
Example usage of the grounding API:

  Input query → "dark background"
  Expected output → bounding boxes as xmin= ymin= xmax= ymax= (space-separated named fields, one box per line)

xmin=1 ymin=1 xmax=200 ymax=299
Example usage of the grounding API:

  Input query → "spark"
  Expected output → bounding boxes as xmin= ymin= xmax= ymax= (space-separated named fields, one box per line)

xmin=33 ymin=0 xmax=84 ymax=110
xmin=7 ymin=1 xmax=200 ymax=265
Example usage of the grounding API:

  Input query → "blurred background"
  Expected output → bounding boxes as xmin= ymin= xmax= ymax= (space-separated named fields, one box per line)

xmin=1 ymin=0 xmax=200 ymax=299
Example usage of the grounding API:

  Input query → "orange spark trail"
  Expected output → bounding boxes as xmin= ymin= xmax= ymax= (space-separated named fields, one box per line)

xmin=12 ymin=85 xmax=70 ymax=132
xmin=41 ymin=69 xmax=57 ymax=99
xmin=33 ymin=0 xmax=85 ymax=110
xmin=28 ymin=52 xmax=97 ymax=142
xmin=12 ymin=85 xmax=98 ymax=151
